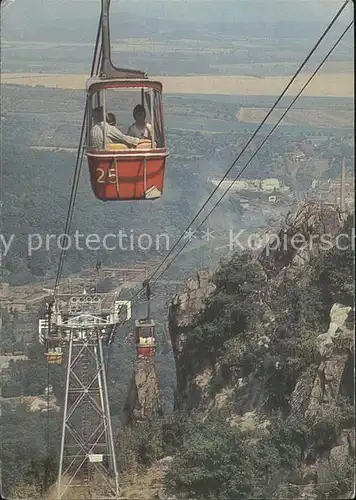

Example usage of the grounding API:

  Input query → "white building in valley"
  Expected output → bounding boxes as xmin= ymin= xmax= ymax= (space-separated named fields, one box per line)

xmin=207 ymin=177 xmax=289 ymax=193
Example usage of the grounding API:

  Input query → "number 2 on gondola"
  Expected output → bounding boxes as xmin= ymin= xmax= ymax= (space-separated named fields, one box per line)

xmin=96 ymin=168 xmax=116 ymax=184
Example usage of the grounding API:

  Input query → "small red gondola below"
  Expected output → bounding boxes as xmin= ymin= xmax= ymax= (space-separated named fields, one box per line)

xmin=86 ymin=78 xmax=168 ymax=201
xmin=135 ymin=318 xmax=156 ymax=357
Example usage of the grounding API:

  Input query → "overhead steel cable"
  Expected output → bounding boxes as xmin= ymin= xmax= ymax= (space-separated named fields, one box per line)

xmin=107 ymin=8 xmax=353 ymax=328
xmin=53 ymin=124 xmax=86 ymax=291
xmin=53 ymin=8 xmax=108 ymax=293
xmin=144 ymin=0 xmax=351 ymax=284
xmin=104 ymin=3 xmax=352 ymax=435
xmin=148 ymin=19 xmax=354 ymax=284
xmin=46 ymin=2 xmax=108 ymax=484
xmin=53 ymin=0 xmax=113 ymax=293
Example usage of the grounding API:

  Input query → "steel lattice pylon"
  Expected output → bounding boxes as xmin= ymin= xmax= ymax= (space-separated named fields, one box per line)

xmin=39 ymin=291 xmax=131 ymax=499
xmin=57 ymin=329 xmax=119 ymax=499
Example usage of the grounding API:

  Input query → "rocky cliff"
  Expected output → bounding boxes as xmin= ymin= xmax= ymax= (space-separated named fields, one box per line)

xmin=167 ymin=201 xmax=354 ymax=497
xmin=122 ymin=357 xmax=162 ymax=426
xmin=168 ymin=268 xmax=216 ymax=411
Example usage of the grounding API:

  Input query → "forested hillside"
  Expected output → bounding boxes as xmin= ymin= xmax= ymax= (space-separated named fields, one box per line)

xmin=163 ymin=203 xmax=354 ymax=499
xmin=2 ymin=196 xmax=354 ymax=497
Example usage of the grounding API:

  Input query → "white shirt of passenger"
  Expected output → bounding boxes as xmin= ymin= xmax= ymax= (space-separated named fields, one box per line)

xmin=90 ymin=122 xmax=140 ymax=149
xmin=127 ymin=122 xmax=152 ymax=139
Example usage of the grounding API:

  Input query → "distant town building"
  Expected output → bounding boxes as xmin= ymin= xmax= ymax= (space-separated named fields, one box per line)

xmin=286 ymin=150 xmax=306 ymax=162
xmin=208 ymin=177 xmax=289 ymax=194
xmin=261 ymin=178 xmax=280 ymax=192
xmin=233 ymin=180 xmax=250 ymax=191
xmin=246 ymin=180 xmax=261 ymax=192
xmin=239 ymin=198 xmax=250 ymax=208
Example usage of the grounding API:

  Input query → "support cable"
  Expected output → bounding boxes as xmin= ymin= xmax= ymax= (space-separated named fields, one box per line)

xmin=107 ymin=12 xmax=353 ymax=328
xmin=45 ymin=4 xmax=107 ymax=490
xmin=53 ymin=0 xmax=111 ymax=293
xmin=90 ymin=3 xmax=352 ymax=454
xmin=149 ymin=19 xmax=354 ymax=284
xmin=145 ymin=0 xmax=351 ymax=284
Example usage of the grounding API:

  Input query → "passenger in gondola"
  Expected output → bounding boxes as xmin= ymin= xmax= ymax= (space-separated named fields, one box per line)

xmin=106 ymin=112 xmax=117 ymax=126
xmin=90 ymin=106 xmax=140 ymax=149
xmin=127 ymin=104 xmax=152 ymax=139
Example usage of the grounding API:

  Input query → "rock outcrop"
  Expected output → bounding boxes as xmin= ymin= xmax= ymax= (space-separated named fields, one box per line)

xmin=307 ymin=304 xmax=353 ymax=414
xmin=258 ymin=201 xmax=348 ymax=280
xmin=168 ymin=201 xmax=354 ymax=495
xmin=168 ymin=269 xmax=215 ymax=411
xmin=122 ymin=357 xmax=162 ymax=426
xmin=290 ymin=303 xmax=353 ymax=418
xmin=289 ymin=302 xmax=354 ymax=491
xmin=169 ymin=202 xmax=352 ymax=414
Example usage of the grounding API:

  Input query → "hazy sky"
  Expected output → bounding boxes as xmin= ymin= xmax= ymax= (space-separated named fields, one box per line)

xmin=2 ymin=0 xmax=353 ymax=20
xmin=1 ymin=0 xmax=353 ymax=39
xmin=116 ymin=0 xmax=353 ymax=22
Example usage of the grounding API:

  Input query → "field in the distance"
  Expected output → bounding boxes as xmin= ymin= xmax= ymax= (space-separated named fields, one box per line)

xmin=237 ymin=107 xmax=354 ymax=128
xmin=1 ymin=72 xmax=353 ymax=97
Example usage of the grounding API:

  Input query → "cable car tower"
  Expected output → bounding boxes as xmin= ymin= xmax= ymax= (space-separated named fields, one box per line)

xmin=39 ymin=291 xmax=131 ymax=499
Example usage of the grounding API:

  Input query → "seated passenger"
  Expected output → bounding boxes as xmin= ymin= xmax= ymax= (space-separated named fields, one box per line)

xmin=106 ymin=112 xmax=116 ymax=126
xmin=90 ymin=106 xmax=140 ymax=149
xmin=127 ymin=104 xmax=152 ymax=140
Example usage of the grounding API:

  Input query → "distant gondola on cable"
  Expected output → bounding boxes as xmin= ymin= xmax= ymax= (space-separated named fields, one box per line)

xmin=135 ymin=318 xmax=156 ymax=357
xmin=86 ymin=0 xmax=168 ymax=201
xmin=39 ymin=304 xmax=64 ymax=365
xmin=135 ymin=280 xmax=156 ymax=357
xmin=45 ymin=346 xmax=63 ymax=365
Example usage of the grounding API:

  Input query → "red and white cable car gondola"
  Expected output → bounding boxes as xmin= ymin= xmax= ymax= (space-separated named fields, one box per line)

xmin=135 ymin=318 xmax=156 ymax=357
xmin=86 ymin=0 xmax=168 ymax=201
xmin=134 ymin=280 xmax=156 ymax=358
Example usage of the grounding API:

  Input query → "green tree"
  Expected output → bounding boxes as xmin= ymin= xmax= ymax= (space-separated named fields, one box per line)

xmin=185 ymin=254 xmax=266 ymax=361
xmin=165 ymin=413 xmax=284 ymax=500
